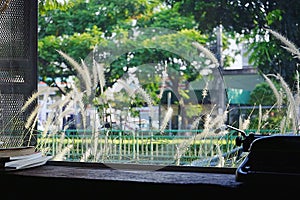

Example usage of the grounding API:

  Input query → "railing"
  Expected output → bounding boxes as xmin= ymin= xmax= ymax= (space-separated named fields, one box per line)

xmin=37 ymin=129 xmax=281 ymax=167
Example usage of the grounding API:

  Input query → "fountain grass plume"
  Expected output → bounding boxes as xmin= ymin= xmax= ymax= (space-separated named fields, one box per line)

xmin=73 ymin=87 xmax=87 ymax=131
xmin=22 ymin=87 xmax=58 ymax=112
xmin=117 ymin=79 xmax=135 ymax=96
xmin=192 ymin=41 xmax=219 ymax=67
xmin=116 ymin=79 xmax=155 ymax=119
xmin=92 ymin=59 xmax=98 ymax=90
xmin=265 ymin=28 xmax=300 ymax=132
xmin=25 ymin=104 xmax=40 ymax=129
xmin=277 ymin=74 xmax=298 ymax=132
xmin=262 ymin=73 xmax=283 ymax=107
xmin=80 ymin=59 xmax=92 ymax=96
xmin=266 ymin=28 xmax=300 ymax=60
xmin=160 ymin=107 xmax=173 ymax=133
xmin=52 ymin=144 xmax=73 ymax=161
xmin=257 ymin=104 xmax=262 ymax=132
xmin=174 ymin=107 xmax=229 ymax=166
xmin=80 ymin=148 xmax=91 ymax=162
xmin=240 ymin=113 xmax=250 ymax=131
xmin=135 ymin=86 xmax=154 ymax=119
xmin=57 ymin=50 xmax=92 ymax=96
xmin=158 ymin=65 xmax=168 ymax=99
xmin=96 ymin=61 xmax=106 ymax=94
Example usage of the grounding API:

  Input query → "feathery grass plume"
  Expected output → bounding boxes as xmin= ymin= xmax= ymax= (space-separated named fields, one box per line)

xmin=80 ymin=59 xmax=92 ymax=96
xmin=262 ymin=109 xmax=271 ymax=122
xmin=91 ymin=127 xmax=99 ymax=161
xmin=285 ymin=104 xmax=293 ymax=133
xmin=257 ymin=104 xmax=262 ymax=132
xmin=296 ymin=70 xmax=300 ymax=94
xmin=24 ymin=110 xmax=39 ymax=146
xmin=266 ymin=28 xmax=300 ymax=133
xmin=80 ymin=148 xmax=91 ymax=162
xmin=96 ymin=61 xmax=106 ymax=94
xmin=160 ymin=107 xmax=173 ymax=133
xmin=98 ymin=130 xmax=111 ymax=161
xmin=280 ymin=116 xmax=287 ymax=133
xmin=42 ymin=101 xmax=75 ymax=141
xmin=56 ymin=131 xmax=66 ymax=154
xmin=202 ymin=113 xmax=212 ymax=133
xmin=239 ymin=104 xmax=255 ymax=131
xmin=40 ymin=88 xmax=52 ymax=110
xmin=297 ymin=71 xmax=300 ymax=94
xmin=200 ymin=105 xmax=218 ymax=135
xmin=20 ymin=108 xmax=40 ymax=147
xmin=117 ymin=79 xmax=135 ymax=96
xmin=39 ymin=113 xmax=63 ymax=154
xmin=241 ymin=115 xmax=250 ymax=131
xmin=214 ymin=144 xmax=225 ymax=167
xmin=22 ymin=87 xmax=58 ymax=112
xmin=52 ymin=144 xmax=73 ymax=161
xmin=190 ymin=115 xmax=203 ymax=130
xmin=174 ymin=138 xmax=193 ymax=165
xmin=175 ymin=107 xmax=228 ymax=166
xmin=92 ymin=59 xmax=98 ymax=89
xmin=91 ymin=48 xmax=99 ymax=90
xmin=2 ymin=87 xmax=55 ymax=147
xmin=158 ymin=65 xmax=168 ymax=99
xmin=277 ymin=74 xmax=298 ymax=133
xmin=58 ymin=107 xmax=75 ymax=122
xmin=136 ymin=86 xmax=154 ymax=107
xmin=135 ymin=86 xmax=155 ymax=119
xmin=48 ymin=91 xmax=73 ymax=110
xmin=21 ymin=91 xmax=39 ymax=113
xmin=197 ymin=108 xmax=228 ymax=139
xmin=192 ymin=41 xmax=219 ymax=67
xmin=295 ymin=71 xmax=300 ymax=131
xmin=202 ymin=82 xmax=209 ymax=100
xmin=209 ymin=107 xmax=229 ymax=132
xmin=263 ymin=73 xmax=283 ymax=107
xmin=55 ymin=92 xmax=76 ymax=119
xmin=40 ymin=110 xmax=55 ymax=138
xmin=57 ymin=50 xmax=92 ymax=96
xmin=38 ymin=90 xmax=73 ymax=148
xmin=69 ymin=81 xmax=87 ymax=131
xmin=95 ymin=137 xmax=108 ymax=162
xmin=25 ymin=104 xmax=40 ymax=129
xmin=266 ymin=28 xmax=300 ymax=60
xmin=57 ymin=50 xmax=85 ymax=76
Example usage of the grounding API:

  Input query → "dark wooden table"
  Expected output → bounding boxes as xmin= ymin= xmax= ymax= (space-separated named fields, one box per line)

xmin=0 ymin=161 xmax=297 ymax=198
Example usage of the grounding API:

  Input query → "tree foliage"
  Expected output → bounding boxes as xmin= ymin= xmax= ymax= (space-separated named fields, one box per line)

xmin=38 ymin=0 xmax=300 ymax=110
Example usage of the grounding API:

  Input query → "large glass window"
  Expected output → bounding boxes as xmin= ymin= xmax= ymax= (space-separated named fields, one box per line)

xmin=5 ymin=0 xmax=297 ymax=172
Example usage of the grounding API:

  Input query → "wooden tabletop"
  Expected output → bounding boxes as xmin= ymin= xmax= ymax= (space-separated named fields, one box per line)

xmin=0 ymin=161 xmax=298 ymax=198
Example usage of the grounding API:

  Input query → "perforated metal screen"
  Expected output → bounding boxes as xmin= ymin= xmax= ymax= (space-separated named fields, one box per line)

xmin=0 ymin=0 xmax=37 ymax=147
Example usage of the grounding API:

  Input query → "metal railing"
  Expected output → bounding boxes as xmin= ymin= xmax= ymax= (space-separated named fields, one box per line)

xmin=37 ymin=129 xmax=281 ymax=166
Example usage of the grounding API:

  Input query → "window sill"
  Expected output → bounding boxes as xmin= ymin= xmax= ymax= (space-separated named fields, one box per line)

xmin=0 ymin=161 xmax=297 ymax=198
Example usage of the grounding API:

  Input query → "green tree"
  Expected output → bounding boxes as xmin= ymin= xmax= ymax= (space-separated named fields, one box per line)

xmin=38 ymin=0 xmax=163 ymax=90
xmin=38 ymin=25 xmax=104 ymax=91
xmin=170 ymin=0 xmax=300 ymax=90
xmin=38 ymin=0 xmax=71 ymax=15
xmin=38 ymin=0 xmax=214 ymax=129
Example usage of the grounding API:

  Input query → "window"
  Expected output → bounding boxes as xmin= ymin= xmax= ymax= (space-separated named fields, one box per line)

xmin=1 ymin=1 xmax=299 ymax=181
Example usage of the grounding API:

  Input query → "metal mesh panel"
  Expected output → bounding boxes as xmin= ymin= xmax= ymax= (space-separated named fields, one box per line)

xmin=0 ymin=67 xmax=25 ymax=83
xmin=0 ymin=93 xmax=25 ymax=147
xmin=0 ymin=0 xmax=29 ymax=59
xmin=0 ymin=0 xmax=37 ymax=148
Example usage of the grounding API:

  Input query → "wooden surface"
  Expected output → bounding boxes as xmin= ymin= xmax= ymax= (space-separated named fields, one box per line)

xmin=10 ymin=161 xmax=238 ymax=185
xmin=0 ymin=161 xmax=298 ymax=198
